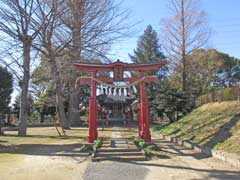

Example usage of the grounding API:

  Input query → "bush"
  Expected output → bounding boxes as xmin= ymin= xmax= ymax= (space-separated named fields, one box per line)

xmin=223 ymin=88 xmax=231 ymax=100
xmin=28 ymin=111 xmax=39 ymax=124
xmin=79 ymin=144 xmax=93 ymax=152
xmin=139 ymin=141 xmax=146 ymax=148
xmin=133 ymin=137 xmax=144 ymax=148
xmin=93 ymin=138 xmax=103 ymax=150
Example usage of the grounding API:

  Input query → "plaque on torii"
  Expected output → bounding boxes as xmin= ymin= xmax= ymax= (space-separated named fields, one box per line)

xmin=74 ymin=60 xmax=165 ymax=143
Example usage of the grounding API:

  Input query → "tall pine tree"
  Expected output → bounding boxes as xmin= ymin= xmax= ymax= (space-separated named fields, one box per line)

xmin=129 ymin=25 xmax=166 ymax=122
xmin=129 ymin=25 xmax=165 ymax=75
xmin=0 ymin=66 xmax=13 ymax=114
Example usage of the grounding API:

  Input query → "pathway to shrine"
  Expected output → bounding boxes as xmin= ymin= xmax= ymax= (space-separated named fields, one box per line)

xmin=83 ymin=126 xmax=240 ymax=180
xmin=92 ymin=126 xmax=146 ymax=162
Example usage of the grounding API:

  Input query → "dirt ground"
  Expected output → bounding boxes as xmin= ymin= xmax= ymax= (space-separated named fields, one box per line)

xmin=0 ymin=127 xmax=240 ymax=180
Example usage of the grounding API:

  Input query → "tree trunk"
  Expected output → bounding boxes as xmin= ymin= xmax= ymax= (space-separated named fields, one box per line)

xmin=182 ymin=56 xmax=187 ymax=92
xmin=68 ymin=2 xmax=82 ymax=126
xmin=18 ymin=38 xmax=31 ymax=136
xmin=68 ymin=89 xmax=81 ymax=126
xmin=48 ymin=56 xmax=70 ymax=129
xmin=56 ymin=84 xmax=70 ymax=129
xmin=40 ymin=112 xmax=44 ymax=123
xmin=181 ymin=0 xmax=187 ymax=93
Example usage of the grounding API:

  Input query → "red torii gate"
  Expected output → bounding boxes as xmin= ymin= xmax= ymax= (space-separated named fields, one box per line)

xmin=74 ymin=60 xmax=164 ymax=143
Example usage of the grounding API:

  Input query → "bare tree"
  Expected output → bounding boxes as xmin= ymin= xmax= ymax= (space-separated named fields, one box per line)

xmin=60 ymin=0 xmax=132 ymax=125
xmin=31 ymin=0 xmax=132 ymax=128
xmin=0 ymin=0 xmax=41 ymax=136
xmin=161 ymin=0 xmax=210 ymax=93
xmin=33 ymin=0 xmax=71 ymax=129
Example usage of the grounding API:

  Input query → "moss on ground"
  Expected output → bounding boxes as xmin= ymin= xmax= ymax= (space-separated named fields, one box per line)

xmin=152 ymin=101 xmax=240 ymax=155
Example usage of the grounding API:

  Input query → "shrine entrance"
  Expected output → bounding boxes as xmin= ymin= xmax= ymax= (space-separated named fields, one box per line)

xmin=74 ymin=60 xmax=164 ymax=143
xmin=98 ymin=94 xmax=135 ymax=124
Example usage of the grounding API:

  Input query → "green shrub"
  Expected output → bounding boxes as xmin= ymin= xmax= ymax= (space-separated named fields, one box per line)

xmin=133 ymin=137 xmax=144 ymax=148
xmin=144 ymin=145 xmax=154 ymax=156
xmin=143 ymin=144 xmax=159 ymax=159
xmin=223 ymin=88 xmax=231 ymax=100
xmin=79 ymin=144 xmax=93 ymax=152
xmin=93 ymin=138 xmax=103 ymax=150
xmin=139 ymin=141 xmax=146 ymax=148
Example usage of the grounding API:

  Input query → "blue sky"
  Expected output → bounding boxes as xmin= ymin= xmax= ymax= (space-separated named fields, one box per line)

xmin=110 ymin=0 xmax=240 ymax=62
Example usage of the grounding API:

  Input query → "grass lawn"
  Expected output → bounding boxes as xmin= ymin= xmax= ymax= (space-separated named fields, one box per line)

xmin=152 ymin=101 xmax=240 ymax=155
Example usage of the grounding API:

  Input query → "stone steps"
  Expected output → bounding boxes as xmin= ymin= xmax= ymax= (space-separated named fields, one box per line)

xmin=92 ymin=155 xmax=146 ymax=162
xmin=96 ymin=151 xmax=143 ymax=157
xmin=92 ymin=127 xmax=146 ymax=162
xmin=98 ymin=148 xmax=140 ymax=153
xmin=93 ymin=146 xmax=146 ymax=162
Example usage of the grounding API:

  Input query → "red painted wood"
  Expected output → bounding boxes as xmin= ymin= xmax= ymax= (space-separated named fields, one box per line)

xmin=79 ymin=76 xmax=158 ymax=83
xmin=139 ymin=71 xmax=144 ymax=138
xmin=88 ymin=71 xmax=98 ymax=143
xmin=74 ymin=61 xmax=165 ymax=72
xmin=139 ymin=71 xmax=151 ymax=142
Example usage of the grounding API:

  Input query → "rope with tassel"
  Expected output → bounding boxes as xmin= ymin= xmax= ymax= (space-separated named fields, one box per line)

xmin=75 ymin=76 xmax=155 ymax=89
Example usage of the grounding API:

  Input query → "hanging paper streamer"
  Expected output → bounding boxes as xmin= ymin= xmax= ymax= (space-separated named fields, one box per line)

xmin=133 ymin=85 xmax=137 ymax=93
xmin=100 ymin=84 xmax=103 ymax=94
xmin=123 ymin=88 xmax=126 ymax=96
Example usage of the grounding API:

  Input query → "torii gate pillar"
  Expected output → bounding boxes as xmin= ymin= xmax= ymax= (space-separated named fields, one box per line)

xmin=88 ymin=71 xmax=98 ymax=143
xmin=139 ymin=71 xmax=151 ymax=142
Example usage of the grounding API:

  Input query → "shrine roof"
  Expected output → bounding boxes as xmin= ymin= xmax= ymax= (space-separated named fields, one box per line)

xmin=98 ymin=95 xmax=135 ymax=104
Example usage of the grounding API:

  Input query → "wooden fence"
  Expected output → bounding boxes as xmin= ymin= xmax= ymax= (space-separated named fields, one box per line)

xmin=196 ymin=87 xmax=240 ymax=106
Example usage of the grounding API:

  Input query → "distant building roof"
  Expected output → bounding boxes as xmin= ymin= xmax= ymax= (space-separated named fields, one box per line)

xmin=98 ymin=95 xmax=135 ymax=104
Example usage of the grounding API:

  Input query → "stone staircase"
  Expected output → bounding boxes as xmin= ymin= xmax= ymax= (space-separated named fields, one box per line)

xmin=92 ymin=128 xmax=146 ymax=162
xmin=93 ymin=147 xmax=146 ymax=162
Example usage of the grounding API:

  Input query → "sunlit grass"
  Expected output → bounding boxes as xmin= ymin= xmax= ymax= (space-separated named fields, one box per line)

xmin=152 ymin=101 xmax=240 ymax=154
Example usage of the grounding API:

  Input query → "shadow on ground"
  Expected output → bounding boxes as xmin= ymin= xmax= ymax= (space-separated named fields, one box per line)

xmin=152 ymin=138 xmax=212 ymax=160
xmin=204 ymin=114 xmax=240 ymax=148
xmin=1 ymin=134 xmax=86 ymax=140
xmin=0 ymin=143 xmax=88 ymax=158
xmin=164 ymin=114 xmax=240 ymax=152
xmin=129 ymin=161 xmax=240 ymax=180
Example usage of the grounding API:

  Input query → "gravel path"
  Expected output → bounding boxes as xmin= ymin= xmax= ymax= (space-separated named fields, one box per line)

xmin=84 ymin=161 xmax=148 ymax=180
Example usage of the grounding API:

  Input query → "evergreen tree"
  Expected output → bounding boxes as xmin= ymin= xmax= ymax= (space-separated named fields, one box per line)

xmin=129 ymin=25 xmax=167 ymax=122
xmin=129 ymin=25 xmax=165 ymax=76
xmin=0 ymin=66 xmax=13 ymax=114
